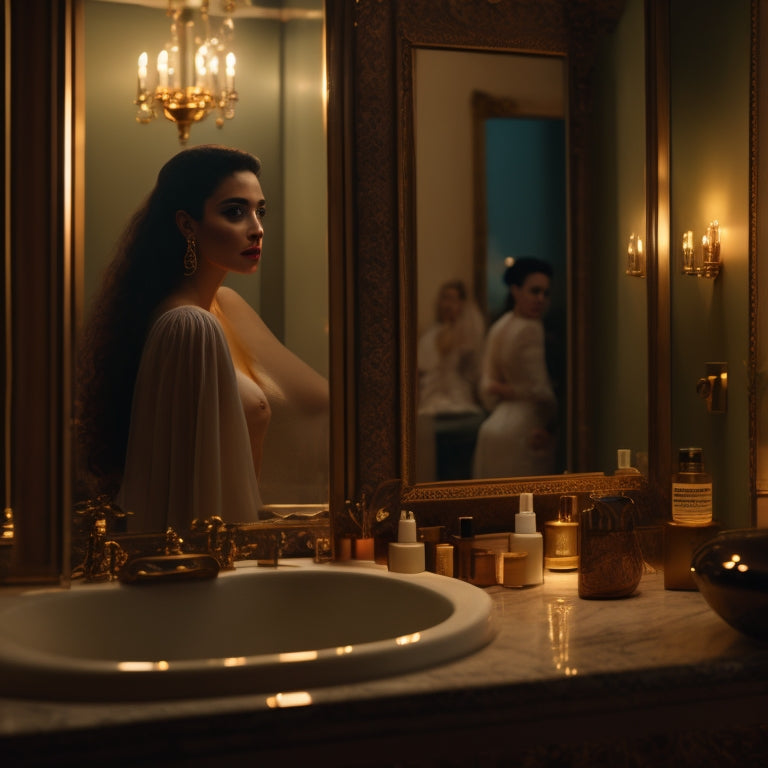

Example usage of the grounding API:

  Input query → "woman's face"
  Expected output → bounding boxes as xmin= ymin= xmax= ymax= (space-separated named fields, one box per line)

xmin=186 ymin=170 xmax=266 ymax=275
xmin=437 ymin=286 xmax=464 ymax=323
xmin=511 ymin=272 xmax=551 ymax=320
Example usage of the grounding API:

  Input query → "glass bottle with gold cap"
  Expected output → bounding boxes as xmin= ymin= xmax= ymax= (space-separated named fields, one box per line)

xmin=544 ymin=494 xmax=579 ymax=571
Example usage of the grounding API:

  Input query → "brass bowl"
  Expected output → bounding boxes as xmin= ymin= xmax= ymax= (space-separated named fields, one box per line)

xmin=691 ymin=528 xmax=768 ymax=641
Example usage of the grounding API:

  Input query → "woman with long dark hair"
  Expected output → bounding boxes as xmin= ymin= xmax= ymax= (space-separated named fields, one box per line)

xmin=77 ymin=145 xmax=328 ymax=530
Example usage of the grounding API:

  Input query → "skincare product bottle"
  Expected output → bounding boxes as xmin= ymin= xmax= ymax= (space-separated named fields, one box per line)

xmin=671 ymin=447 xmax=713 ymax=525
xmin=418 ymin=525 xmax=445 ymax=573
xmin=470 ymin=550 xmax=497 ymax=586
xmin=434 ymin=543 xmax=454 ymax=577
xmin=451 ymin=516 xmax=475 ymax=581
xmin=509 ymin=493 xmax=543 ymax=586
xmin=544 ymin=494 xmax=579 ymax=571
xmin=615 ymin=449 xmax=641 ymax=475
xmin=388 ymin=510 xmax=425 ymax=574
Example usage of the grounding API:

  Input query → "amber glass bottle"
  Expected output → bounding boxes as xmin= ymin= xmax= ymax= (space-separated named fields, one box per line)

xmin=671 ymin=447 xmax=713 ymax=525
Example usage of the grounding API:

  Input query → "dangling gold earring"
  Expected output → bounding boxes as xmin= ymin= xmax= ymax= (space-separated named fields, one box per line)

xmin=183 ymin=236 xmax=198 ymax=276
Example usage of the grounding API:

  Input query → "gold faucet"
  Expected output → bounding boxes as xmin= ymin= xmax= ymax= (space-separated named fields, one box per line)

xmin=72 ymin=504 xmax=285 ymax=582
xmin=71 ymin=515 xmax=128 ymax=582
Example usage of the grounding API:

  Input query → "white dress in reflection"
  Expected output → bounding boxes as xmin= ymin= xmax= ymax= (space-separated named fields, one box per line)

xmin=472 ymin=312 xmax=557 ymax=479
xmin=417 ymin=305 xmax=485 ymax=416
xmin=117 ymin=304 xmax=263 ymax=532
xmin=117 ymin=287 xmax=330 ymax=530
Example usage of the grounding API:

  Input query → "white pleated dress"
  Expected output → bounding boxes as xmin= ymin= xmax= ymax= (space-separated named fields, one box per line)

xmin=116 ymin=305 xmax=263 ymax=532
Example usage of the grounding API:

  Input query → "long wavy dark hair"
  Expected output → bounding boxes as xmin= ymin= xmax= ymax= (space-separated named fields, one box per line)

xmin=76 ymin=145 xmax=262 ymax=497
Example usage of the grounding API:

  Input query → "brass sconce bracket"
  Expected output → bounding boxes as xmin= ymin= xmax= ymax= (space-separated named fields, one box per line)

xmin=696 ymin=362 xmax=728 ymax=413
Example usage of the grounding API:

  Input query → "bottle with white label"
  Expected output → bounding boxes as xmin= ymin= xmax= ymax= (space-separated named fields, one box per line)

xmin=671 ymin=447 xmax=713 ymax=525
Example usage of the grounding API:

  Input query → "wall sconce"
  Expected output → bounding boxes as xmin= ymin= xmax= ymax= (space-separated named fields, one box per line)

xmin=696 ymin=362 xmax=728 ymax=413
xmin=134 ymin=1 xmax=238 ymax=144
xmin=682 ymin=220 xmax=722 ymax=279
xmin=625 ymin=233 xmax=645 ymax=277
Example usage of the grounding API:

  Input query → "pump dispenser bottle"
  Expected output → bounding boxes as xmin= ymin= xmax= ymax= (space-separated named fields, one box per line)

xmin=388 ymin=510 xmax=425 ymax=574
xmin=509 ymin=492 xmax=543 ymax=585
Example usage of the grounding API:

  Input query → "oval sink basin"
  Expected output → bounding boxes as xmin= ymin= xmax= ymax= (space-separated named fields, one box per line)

xmin=0 ymin=561 xmax=495 ymax=701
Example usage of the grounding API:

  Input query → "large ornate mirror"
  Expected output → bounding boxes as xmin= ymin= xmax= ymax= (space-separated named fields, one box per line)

xmin=75 ymin=0 xmax=329 ymax=531
xmin=331 ymin=0 xmax=654 ymax=539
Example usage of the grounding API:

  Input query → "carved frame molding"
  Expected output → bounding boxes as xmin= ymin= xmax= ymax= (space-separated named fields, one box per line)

xmin=334 ymin=0 xmax=632 ymax=534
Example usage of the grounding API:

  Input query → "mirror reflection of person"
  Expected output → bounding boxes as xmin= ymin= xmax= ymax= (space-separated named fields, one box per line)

xmin=416 ymin=280 xmax=485 ymax=480
xmin=77 ymin=145 xmax=328 ymax=532
xmin=473 ymin=257 xmax=557 ymax=479
xmin=417 ymin=280 xmax=485 ymax=417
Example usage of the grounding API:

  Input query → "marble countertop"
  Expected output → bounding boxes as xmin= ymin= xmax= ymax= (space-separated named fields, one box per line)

xmin=2 ymin=564 xmax=767 ymax=765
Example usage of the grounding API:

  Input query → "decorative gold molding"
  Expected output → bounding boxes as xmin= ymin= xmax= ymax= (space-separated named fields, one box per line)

xmin=342 ymin=0 xmax=634 ymax=533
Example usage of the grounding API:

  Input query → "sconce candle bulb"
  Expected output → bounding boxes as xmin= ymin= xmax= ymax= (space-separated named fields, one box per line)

xmin=681 ymin=221 xmax=721 ymax=278
xmin=626 ymin=232 xmax=645 ymax=277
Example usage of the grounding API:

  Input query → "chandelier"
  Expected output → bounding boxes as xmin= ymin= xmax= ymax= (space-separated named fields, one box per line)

xmin=134 ymin=1 xmax=238 ymax=144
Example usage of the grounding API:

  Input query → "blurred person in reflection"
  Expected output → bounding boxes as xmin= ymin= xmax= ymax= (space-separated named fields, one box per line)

xmin=473 ymin=257 xmax=557 ymax=479
xmin=417 ymin=279 xmax=485 ymax=417
xmin=77 ymin=145 xmax=328 ymax=532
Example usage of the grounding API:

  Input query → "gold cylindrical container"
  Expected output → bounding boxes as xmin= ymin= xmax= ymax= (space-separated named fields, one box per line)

xmin=419 ymin=525 xmax=445 ymax=573
xmin=502 ymin=551 xmax=529 ymax=587
xmin=544 ymin=494 xmax=579 ymax=571
xmin=470 ymin=549 xmax=497 ymax=586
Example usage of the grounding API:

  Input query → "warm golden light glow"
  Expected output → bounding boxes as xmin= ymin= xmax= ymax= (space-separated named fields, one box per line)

xmin=278 ymin=650 xmax=319 ymax=663
xmin=117 ymin=660 xmax=170 ymax=672
xmin=626 ymin=232 xmax=645 ymax=276
xmin=223 ymin=657 xmax=246 ymax=667
xmin=395 ymin=632 xmax=421 ymax=646
xmin=681 ymin=220 xmax=721 ymax=278
xmin=266 ymin=691 xmax=313 ymax=708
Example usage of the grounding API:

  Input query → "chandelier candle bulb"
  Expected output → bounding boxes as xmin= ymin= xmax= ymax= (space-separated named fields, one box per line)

xmin=137 ymin=52 xmax=148 ymax=91
xmin=157 ymin=50 xmax=168 ymax=88
xmin=226 ymin=52 xmax=236 ymax=92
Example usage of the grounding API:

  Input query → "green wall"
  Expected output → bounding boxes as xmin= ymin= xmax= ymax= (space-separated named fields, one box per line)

xmin=591 ymin=0 xmax=649 ymax=475
xmin=670 ymin=0 xmax=751 ymax=529
xmin=83 ymin=0 xmax=327 ymax=376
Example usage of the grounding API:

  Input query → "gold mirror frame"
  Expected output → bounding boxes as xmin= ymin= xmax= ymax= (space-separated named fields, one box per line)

xmin=329 ymin=0 xmax=667 ymax=535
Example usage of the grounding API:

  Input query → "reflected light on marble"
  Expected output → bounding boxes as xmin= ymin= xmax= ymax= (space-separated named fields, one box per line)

xmin=279 ymin=650 xmax=319 ymax=663
xmin=266 ymin=691 xmax=313 ymax=708
xmin=548 ymin=598 xmax=578 ymax=676
xmin=117 ymin=660 xmax=171 ymax=672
